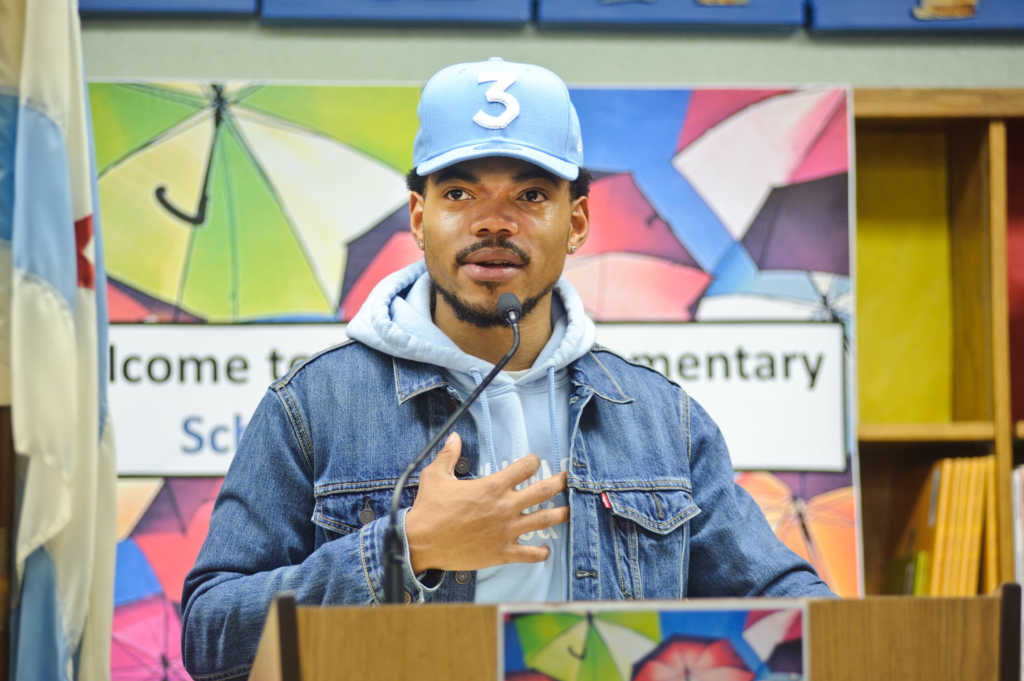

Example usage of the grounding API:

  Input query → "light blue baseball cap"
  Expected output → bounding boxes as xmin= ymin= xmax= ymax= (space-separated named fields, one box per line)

xmin=412 ymin=57 xmax=583 ymax=181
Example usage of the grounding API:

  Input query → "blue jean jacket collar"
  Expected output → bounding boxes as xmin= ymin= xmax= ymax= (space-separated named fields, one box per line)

xmin=392 ymin=346 xmax=636 ymax=406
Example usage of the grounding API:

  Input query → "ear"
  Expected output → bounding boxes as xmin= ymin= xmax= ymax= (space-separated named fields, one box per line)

xmin=567 ymin=195 xmax=589 ymax=253
xmin=409 ymin=191 xmax=425 ymax=249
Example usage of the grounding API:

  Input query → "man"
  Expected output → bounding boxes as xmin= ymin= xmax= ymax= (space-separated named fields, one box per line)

xmin=181 ymin=58 xmax=833 ymax=680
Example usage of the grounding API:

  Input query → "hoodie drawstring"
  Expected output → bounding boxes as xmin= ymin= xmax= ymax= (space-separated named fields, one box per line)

xmin=547 ymin=366 xmax=561 ymax=474
xmin=470 ymin=368 xmax=499 ymax=474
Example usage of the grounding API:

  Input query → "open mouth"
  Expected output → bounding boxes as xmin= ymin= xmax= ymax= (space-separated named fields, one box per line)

xmin=459 ymin=248 xmax=526 ymax=282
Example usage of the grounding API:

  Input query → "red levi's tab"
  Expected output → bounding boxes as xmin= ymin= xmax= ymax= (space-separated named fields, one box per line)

xmin=600 ymin=492 xmax=611 ymax=510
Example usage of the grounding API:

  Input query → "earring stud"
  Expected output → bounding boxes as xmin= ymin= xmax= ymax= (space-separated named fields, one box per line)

xmin=417 ymin=240 xmax=424 ymax=249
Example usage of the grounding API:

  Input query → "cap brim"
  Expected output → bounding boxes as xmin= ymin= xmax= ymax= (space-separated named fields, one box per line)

xmin=416 ymin=142 xmax=579 ymax=181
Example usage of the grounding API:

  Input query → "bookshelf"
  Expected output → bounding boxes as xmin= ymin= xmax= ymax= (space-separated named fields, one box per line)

xmin=853 ymin=88 xmax=1020 ymax=595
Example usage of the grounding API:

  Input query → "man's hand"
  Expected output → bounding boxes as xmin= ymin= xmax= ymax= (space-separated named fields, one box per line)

xmin=405 ymin=432 xmax=569 ymax=574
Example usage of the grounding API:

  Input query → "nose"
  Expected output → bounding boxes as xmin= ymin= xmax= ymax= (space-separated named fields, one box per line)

xmin=469 ymin=199 xmax=519 ymax=238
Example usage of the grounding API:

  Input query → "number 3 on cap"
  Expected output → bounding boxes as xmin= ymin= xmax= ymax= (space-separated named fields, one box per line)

xmin=473 ymin=73 xmax=519 ymax=130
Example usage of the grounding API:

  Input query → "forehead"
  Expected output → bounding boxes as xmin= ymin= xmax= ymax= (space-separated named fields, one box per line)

xmin=427 ymin=157 xmax=563 ymax=187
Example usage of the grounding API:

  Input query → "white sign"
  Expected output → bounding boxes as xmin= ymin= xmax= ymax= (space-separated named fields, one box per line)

xmin=109 ymin=322 xmax=845 ymax=475
xmin=109 ymin=324 xmax=348 ymax=475
xmin=595 ymin=322 xmax=846 ymax=471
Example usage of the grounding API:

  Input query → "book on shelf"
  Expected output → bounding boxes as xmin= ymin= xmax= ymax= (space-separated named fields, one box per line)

xmin=887 ymin=454 xmax=995 ymax=596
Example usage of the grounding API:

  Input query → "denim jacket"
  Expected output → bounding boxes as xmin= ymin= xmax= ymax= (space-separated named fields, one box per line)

xmin=181 ymin=340 xmax=833 ymax=681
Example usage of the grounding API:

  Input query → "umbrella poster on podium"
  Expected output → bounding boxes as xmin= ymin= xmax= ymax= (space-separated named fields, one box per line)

xmin=500 ymin=600 xmax=808 ymax=681
xmin=92 ymin=79 xmax=861 ymax=642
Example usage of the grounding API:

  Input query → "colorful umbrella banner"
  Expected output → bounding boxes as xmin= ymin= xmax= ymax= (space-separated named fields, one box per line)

xmin=95 ymin=82 xmax=861 ymax=641
xmin=92 ymin=82 xmax=852 ymax=329
xmin=502 ymin=602 xmax=806 ymax=681
xmin=113 ymin=477 xmax=223 ymax=680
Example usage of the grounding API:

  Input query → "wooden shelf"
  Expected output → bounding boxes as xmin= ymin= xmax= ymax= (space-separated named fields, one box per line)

xmin=854 ymin=88 xmax=1024 ymax=119
xmin=858 ymin=422 xmax=995 ymax=443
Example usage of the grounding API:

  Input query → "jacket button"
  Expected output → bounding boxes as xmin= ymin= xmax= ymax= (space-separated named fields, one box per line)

xmin=455 ymin=570 xmax=472 ymax=584
xmin=454 ymin=457 xmax=472 ymax=476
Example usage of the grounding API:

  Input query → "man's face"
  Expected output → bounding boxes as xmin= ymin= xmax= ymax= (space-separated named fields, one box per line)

xmin=410 ymin=157 xmax=589 ymax=327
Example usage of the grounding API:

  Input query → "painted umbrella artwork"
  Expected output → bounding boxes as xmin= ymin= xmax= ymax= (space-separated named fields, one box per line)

xmin=113 ymin=478 xmax=224 ymax=680
xmin=112 ymin=593 xmax=190 ymax=681
xmin=92 ymin=82 xmax=413 ymax=322
xmin=563 ymin=173 xmax=710 ymax=321
xmin=735 ymin=472 xmax=858 ymax=597
xmin=631 ymin=635 xmax=755 ymax=681
xmin=128 ymin=477 xmax=223 ymax=600
xmin=513 ymin=610 xmax=662 ymax=681
xmin=741 ymin=608 xmax=804 ymax=676
xmin=673 ymin=87 xmax=851 ymax=327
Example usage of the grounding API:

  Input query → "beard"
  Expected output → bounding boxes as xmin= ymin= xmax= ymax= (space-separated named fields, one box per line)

xmin=431 ymin=279 xmax=556 ymax=328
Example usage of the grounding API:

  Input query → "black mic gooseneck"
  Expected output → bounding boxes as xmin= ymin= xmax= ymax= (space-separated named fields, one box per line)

xmin=383 ymin=292 xmax=522 ymax=604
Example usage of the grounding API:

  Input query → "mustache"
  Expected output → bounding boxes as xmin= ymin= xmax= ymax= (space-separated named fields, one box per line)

xmin=454 ymin=238 xmax=531 ymax=266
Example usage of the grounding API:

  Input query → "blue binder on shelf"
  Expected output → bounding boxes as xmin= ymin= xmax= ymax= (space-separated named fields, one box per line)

xmin=261 ymin=0 xmax=531 ymax=24
xmin=809 ymin=0 xmax=1024 ymax=31
xmin=537 ymin=0 xmax=805 ymax=29
xmin=79 ymin=0 xmax=256 ymax=13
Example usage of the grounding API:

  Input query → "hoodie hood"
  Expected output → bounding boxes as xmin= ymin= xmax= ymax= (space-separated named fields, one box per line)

xmin=346 ymin=260 xmax=596 ymax=381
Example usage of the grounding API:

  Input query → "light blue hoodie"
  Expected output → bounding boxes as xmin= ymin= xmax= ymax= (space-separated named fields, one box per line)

xmin=346 ymin=260 xmax=597 ymax=603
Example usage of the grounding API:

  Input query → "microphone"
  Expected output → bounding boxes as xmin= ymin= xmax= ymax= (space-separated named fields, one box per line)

xmin=383 ymin=293 xmax=522 ymax=604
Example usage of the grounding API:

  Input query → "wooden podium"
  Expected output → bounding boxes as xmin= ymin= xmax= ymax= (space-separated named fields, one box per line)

xmin=249 ymin=584 xmax=1020 ymax=681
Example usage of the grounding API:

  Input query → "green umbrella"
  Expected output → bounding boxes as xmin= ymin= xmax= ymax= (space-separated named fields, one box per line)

xmin=513 ymin=610 xmax=662 ymax=681
xmin=90 ymin=81 xmax=419 ymax=321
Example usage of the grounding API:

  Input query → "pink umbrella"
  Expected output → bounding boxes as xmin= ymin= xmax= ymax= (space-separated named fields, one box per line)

xmin=111 ymin=594 xmax=189 ymax=681
xmin=568 ymin=172 xmax=709 ymax=320
xmin=131 ymin=478 xmax=223 ymax=604
xmin=675 ymin=89 xmax=790 ymax=152
xmin=107 ymin=279 xmax=203 ymax=323
xmin=338 ymin=230 xmax=421 ymax=320
xmin=564 ymin=254 xmax=709 ymax=321
xmin=632 ymin=636 xmax=754 ymax=681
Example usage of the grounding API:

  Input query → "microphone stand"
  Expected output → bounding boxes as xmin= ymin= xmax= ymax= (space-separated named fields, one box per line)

xmin=383 ymin=294 xmax=521 ymax=604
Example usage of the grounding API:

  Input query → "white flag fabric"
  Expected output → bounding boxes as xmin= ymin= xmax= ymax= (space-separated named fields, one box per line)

xmin=1 ymin=1 xmax=117 ymax=681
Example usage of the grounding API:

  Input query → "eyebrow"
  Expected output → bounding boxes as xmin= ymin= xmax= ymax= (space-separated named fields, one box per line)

xmin=432 ymin=167 xmax=479 ymax=185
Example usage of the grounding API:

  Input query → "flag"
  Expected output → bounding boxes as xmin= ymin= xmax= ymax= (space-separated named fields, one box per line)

xmin=1 ymin=1 xmax=117 ymax=680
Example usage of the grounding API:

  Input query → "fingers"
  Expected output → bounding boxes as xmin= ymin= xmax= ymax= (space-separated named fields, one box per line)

xmin=503 ymin=544 xmax=551 ymax=564
xmin=429 ymin=432 xmax=462 ymax=476
xmin=492 ymin=453 xmax=542 ymax=488
xmin=513 ymin=505 xmax=570 ymax=536
xmin=513 ymin=471 xmax=567 ymax=510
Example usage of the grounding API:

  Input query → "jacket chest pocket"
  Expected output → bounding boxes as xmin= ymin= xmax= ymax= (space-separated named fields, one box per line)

xmin=602 ymin=488 xmax=701 ymax=600
xmin=311 ymin=486 xmax=417 ymax=546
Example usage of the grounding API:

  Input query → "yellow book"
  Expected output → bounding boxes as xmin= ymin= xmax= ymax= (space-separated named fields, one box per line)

xmin=941 ymin=458 xmax=968 ymax=596
xmin=981 ymin=455 xmax=999 ymax=594
xmin=929 ymin=458 xmax=956 ymax=596
xmin=961 ymin=457 xmax=986 ymax=595
xmin=893 ymin=459 xmax=943 ymax=594
xmin=955 ymin=457 xmax=975 ymax=596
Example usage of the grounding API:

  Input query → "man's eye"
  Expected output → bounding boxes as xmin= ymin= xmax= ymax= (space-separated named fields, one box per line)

xmin=444 ymin=188 xmax=470 ymax=201
xmin=521 ymin=189 xmax=547 ymax=202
